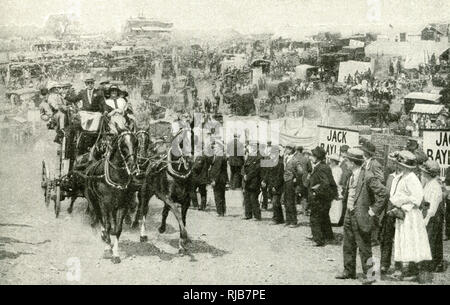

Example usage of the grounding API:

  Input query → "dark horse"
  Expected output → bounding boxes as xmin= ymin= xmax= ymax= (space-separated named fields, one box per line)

xmin=82 ymin=131 xmax=138 ymax=263
xmin=134 ymin=129 xmax=193 ymax=253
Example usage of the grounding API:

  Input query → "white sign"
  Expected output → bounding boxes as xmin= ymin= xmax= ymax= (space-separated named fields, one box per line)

xmin=422 ymin=130 xmax=450 ymax=178
xmin=318 ymin=125 xmax=359 ymax=156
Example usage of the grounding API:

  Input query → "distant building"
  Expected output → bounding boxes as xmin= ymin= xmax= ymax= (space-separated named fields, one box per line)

xmin=123 ymin=16 xmax=173 ymax=39
xmin=421 ymin=23 xmax=449 ymax=42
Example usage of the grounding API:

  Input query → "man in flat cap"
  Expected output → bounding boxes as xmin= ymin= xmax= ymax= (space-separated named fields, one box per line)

xmin=336 ymin=148 xmax=386 ymax=284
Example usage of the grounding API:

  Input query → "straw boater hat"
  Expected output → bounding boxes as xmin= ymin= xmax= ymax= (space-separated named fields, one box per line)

xmin=47 ymin=81 xmax=60 ymax=91
xmin=396 ymin=150 xmax=417 ymax=169
xmin=84 ymin=76 xmax=95 ymax=83
xmin=329 ymin=154 xmax=341 ymax=163
xmin=419 ymin=160 xmax=440 ymax=177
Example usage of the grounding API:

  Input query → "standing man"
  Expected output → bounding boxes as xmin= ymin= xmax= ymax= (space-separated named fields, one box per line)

xmin=242 ymin=141 xmax=262 ymax=221
xmin=308 ymin=146 xmax=337 ymax=246
xmin=336 ymin=148 xmax=386 ymax=284
xmin=295 ymin=146 xmax=311 ymax=213
xmin=69 ymin=76 xmax=104 ymax=112
xmin=260 ymin=141 xmax=272 ymax=210
xmin=190 ymin=145 xmax=211 ymax=211
xmin=264 ymin=145 xmax=285 ymax=225
xmin=209 ymin=141 xmax=228 ymax=217
xmin=283 ymin=144 xmax=302 ymax=227
xmin=227 ymin=133 xmax=245 ymax=189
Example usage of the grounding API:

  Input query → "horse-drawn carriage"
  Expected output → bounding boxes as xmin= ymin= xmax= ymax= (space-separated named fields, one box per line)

xmin=41 ymin=110 xmax=107 ymax=217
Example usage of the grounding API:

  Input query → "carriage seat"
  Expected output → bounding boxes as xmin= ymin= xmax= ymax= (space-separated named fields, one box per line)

xmin=78 ymin=111 xmax=102 ymax=132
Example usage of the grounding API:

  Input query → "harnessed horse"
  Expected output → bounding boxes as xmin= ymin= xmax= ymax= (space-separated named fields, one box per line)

xmin=81 ymin=130 xmax=138 ymax=263
xmin=134 ymin=129 xmax=193 ymax=253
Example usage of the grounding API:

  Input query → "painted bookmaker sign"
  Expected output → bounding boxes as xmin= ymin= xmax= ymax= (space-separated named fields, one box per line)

xmin=422 ymin=129 xmax=450 ymax=178
xmin=318 ymin=125 xmax=359 ymax=156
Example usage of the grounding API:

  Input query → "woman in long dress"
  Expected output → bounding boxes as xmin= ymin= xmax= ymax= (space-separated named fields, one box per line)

xmin=389 ymin=150 xmax=432 ymax=281
xmin=104 ymin=85 xmax=132 ymax=134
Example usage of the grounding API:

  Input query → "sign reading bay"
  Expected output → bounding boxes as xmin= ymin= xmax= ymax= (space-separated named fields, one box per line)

xmin=422 ymin=129 xmax=450 ymax=178
xmin=318 ymin=125 xmax=359 ymax=156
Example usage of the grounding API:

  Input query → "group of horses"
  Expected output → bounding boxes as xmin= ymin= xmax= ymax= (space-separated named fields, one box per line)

xmin=68 ymin=125 xmax=194 ymax=264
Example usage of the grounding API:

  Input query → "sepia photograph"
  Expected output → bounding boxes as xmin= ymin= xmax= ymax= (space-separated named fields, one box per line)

xmin=1 ymin=0 xmax=450 ymax=290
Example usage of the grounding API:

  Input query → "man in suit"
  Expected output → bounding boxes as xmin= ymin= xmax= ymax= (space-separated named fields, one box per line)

xmin=227 ymin=133 xmax=245 ymax=189
xmin=69 ymin=77 xmax=104 ymax=112
xmin=260 ymin=141 xmax=272 ymax=210
xmin=209 ymin=141 xmax=228 ymax=216
xmin=308 ymin=146 xmax=337 ymax=246
xmin=284 ymin=144 xmax=303 ymax=227
xmin=190 ymin=145 xmax=211 ymax=211
xmin=263 ymin=145 xmax=285 ymax=224
xmin=360 ymin=141 xmax=384 ymax=245
xmin=336 ymin=148 xmax=386 ymax=284
xmin=242 ymin=141 xmax=262 ymax=220
xmin=294 ymin=146 xmax=311 ymax=214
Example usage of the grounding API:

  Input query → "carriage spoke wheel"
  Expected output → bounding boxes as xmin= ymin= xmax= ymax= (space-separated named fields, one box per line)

xmin=54 ymin=185 xmax=61 ymax=218
xmin=41 ymin=161 xmax=51 ymax=207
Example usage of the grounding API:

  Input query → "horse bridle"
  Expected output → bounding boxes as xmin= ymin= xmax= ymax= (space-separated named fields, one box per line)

xmin=104 ymin=131 xmax=137 ymax=190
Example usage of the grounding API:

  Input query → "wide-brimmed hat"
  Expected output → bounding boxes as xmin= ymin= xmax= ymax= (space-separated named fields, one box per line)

xmin=295 ymin=145 xmax=304 ymax=152
xmin=99 ymin=78 xmax=110 ymax=85
xmin=345 ymin=148 xmax=364 ymax=163
xmin=396 ymin=150 xmax=417 ymax=169
xmin=47 ymin=81 xmax=60 ymax=90
xmin=107 ymin=84 xmax=122 ymax=95
xmin=359 ymin=141 xmax=376 ymax=156
xmin=420 ymin=160 xmax=440 ymax=176
xmin=311 ymin=146 xmax=326 ymax=160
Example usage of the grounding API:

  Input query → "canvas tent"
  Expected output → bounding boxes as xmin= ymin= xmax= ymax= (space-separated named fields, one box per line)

xmin=295 ymin=64 xmax=318 ymax=80
xmin=338 ymin=60 xmax=373 ymax=83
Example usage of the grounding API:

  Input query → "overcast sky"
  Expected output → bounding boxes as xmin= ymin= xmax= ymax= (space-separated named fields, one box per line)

xmin=1 ymin=0 xmax=450 ymax=34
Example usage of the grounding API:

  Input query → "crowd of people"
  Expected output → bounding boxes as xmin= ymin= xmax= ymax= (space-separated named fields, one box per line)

xmin=179 ymin=130 xmax=449 ymax=285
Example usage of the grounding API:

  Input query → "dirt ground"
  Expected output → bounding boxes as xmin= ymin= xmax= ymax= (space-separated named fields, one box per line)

xmin=1 ymin=130 xmax=450 ymax=285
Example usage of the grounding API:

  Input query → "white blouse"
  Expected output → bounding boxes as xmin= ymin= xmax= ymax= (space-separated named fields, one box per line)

xmin=105 ymin=97 xmax=127 ymax=113
xmin=423 ymin=178 xmax=443 ymax=223
xmin=390 ymin=172 xmax=424 ymax=212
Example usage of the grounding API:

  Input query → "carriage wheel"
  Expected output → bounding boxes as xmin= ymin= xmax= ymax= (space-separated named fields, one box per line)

xmin=41 ymin=161 xmax=51 ymax=207
xmin=54 ymin=185 xmax=61 ymax=218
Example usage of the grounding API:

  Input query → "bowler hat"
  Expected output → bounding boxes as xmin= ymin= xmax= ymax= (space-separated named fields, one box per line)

xmin=311 ymin=146 xmax=326 ymax=161
xmin=360 ymin=141 xmax=376 ymax=156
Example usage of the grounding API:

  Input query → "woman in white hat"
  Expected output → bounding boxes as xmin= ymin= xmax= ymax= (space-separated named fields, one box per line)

xmin=104 ymin=85 xmax=132 ymax=134
xmin=420 ymin=160 xmax=445 ymax=273
xmin=389 ymin=150 xmax=432 ymax=281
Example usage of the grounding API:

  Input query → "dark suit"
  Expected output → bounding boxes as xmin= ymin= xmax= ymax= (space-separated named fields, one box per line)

xmin=209 ymin=154 xmax=228 ymax=216
xmin=227 ymin=138 xmax=245 ymax=188
xmin=242 ymin=155 xmax=262 ymax=219
xmin=380 ymin=173 xmax=397 ymax=270
xmin=264 ymin=156 xmax=284 ymax=223
xmin=342 ymin=166 xmax=386 ymax=276
xmin=284 ymin=154 xmax=303 ymax=225
xmin=308 ymin=161 xmax=337 ymax=244
xmin=190 ymin=155 xmax=211 ymax=210
xmin=69 ymin=88 xmax=104 ymax=112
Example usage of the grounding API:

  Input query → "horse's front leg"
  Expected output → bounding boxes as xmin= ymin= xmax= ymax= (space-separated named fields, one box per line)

xmin=67 ymin=196 xmax=76 ymax=214
xmin=138 ymin=184 xmax=152 ymax=242
xmin=158 ymin=203 xmax=170 ymax=234
xmin=111 ymin=207 xmax=126 ymax=264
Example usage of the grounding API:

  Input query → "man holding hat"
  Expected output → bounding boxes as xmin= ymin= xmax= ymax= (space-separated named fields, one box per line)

xmin=263 ymin=145 xmax=285 ymax=224
xmin=308 ymin=146 xmax=337 ymax=245
xmin=336 ymin=148 xmax=386 ymax=284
